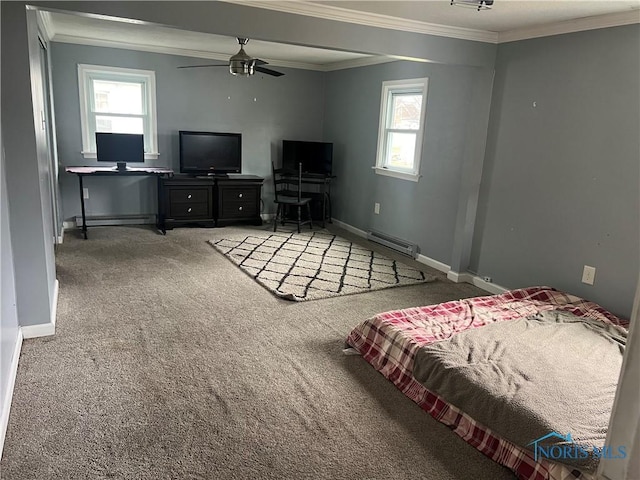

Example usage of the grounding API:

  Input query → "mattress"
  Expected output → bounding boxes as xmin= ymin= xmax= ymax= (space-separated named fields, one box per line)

xmin=345 ymin=286 xmax=628 ymax=480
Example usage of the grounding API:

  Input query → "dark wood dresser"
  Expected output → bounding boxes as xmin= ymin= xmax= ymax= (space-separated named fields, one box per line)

xmin=157 ymin=175 xmax=263 ymax=233
xmin=216 ymin=177 xmax=263 ymax=227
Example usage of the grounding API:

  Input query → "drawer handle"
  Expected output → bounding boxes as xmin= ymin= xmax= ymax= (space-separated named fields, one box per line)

xmin=238 ymin=206 xmax=243 ymax=211
xmin=187 ymin=194 xmax=192 ymax=199
xmin=188 ymin=207 xmax=192 ymax=213
xmin=238 ymin=193 xmax=243 ymax=198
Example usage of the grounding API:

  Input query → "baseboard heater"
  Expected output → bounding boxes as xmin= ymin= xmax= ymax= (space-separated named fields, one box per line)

xmin=366 ymin=230 xmax=419 ymax=259
xmin=74 ymin=214 xmax=156 ymax=227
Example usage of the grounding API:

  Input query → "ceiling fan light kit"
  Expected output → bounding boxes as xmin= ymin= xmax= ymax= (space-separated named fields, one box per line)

xmin=450 ymin=0 xmax=494 ymax=11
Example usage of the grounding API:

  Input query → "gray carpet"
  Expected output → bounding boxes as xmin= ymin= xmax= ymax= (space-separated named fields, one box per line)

xmin=0 ymin=224 xmax=515 ymax=480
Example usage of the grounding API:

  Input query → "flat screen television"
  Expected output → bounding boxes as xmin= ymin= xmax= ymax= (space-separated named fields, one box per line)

xmin=282 ymin=140 xmax=333 ymax=176
xmin=179 ymin=131 xmax=242 ymax=176
xmin=96 ymin=133 xmax=144 ymax=165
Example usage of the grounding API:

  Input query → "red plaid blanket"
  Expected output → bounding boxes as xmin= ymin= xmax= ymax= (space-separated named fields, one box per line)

xmin=346 ymin=286 xmax=627 ymax=480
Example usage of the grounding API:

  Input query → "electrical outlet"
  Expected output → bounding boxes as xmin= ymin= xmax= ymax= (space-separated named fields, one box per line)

xmin=582 ymin=265 xmax=596 ymax=285
xmin=374 ymin=203 xmax=380 ymax=214
xmin=83 ymin=188 xmax=89 ymax=199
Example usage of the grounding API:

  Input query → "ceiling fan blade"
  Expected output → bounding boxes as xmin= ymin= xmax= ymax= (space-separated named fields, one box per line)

xmin=177 ymin=64 xmax=228 ymax=69
xmin=253 ymin=59 xmax=268 ymax=66
xmin=255 ymin=66 xmax=284 ymax=77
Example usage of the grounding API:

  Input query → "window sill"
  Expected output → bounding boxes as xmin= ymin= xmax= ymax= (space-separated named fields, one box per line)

xmin=82 ymin=151 xmax=160 ymax=160
xmin=372 ymin=166 xmax=420 ymax=182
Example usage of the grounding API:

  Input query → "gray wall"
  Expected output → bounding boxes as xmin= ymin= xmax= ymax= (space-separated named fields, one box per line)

xmin=51 ymin=43 xmax=326 ymax=219
xmin=470 ymin=25 xmax=640 ymax=318
xmin=324 ymin=60 xmax=493 ymax=267
xmin=1 ymin=134 xmax=21 ymax=447
xmin=1 ymin=3 xmax=57 ymax=328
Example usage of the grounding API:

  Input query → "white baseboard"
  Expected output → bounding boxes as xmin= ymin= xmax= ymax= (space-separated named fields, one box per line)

xmin=330 ymin=218 xmax=368 ymax=238
xmin=56 ymin=224 xmax=65 ymax=244
xmin=21 ymin=321 xmax=55 ymax=338
xmin=332 ymin=219 xmax=450 ymax=273
xmin=1 ymin=280 xmax=59 ymax=454
xmin=417 ymin=254 xmax=450 ymax=273
xmin=447 ymin=271 xmax=474 ymax=283
xmin=62 ymin=220 xmax=76 ymax=230
xmin=0 ymin=328 xmax=23 ymax=460
xmin=330 ymin=219 xmax=509 ymax=293
xmin=447 ymin=270 xmax=508 ymax=295
xmin=22 ymin=279 xmax=58 ymax=339
xmin=469 ymin=275 xmax=508 ymax=295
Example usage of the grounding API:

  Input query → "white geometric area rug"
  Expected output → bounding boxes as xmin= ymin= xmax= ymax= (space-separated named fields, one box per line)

xmin=209 ymin=231 xmax=436 ymax=301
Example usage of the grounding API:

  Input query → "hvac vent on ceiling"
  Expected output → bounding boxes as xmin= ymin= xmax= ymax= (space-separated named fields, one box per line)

xmin=366 ymin=230 xmax=419 ymax=259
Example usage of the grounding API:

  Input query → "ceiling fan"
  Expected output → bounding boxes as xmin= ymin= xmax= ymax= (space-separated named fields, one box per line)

xmin=178 ymin=37 xmax=284 ymax=77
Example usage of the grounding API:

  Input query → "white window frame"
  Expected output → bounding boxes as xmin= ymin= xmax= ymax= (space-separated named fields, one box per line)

xmin=374 ymin=78 xmax=429 ymax=182
xmin=78 ymin=64 xmax=159 ymax=159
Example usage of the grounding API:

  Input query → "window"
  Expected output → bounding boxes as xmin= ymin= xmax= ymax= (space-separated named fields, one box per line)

xmin=374 ymin=78 xmax=428 ymax=182
xmin=78 ymin=64 xmax=158 ymax=159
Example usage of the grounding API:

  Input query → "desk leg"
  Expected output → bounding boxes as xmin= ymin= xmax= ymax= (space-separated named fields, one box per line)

xmin=79 ymin=175 xmax=88 ymax=239
xmin=321 ymin=188 xmax=326 ymax=228
xmin=157 ymin=175 xmax=166 ymax=235
xmin=323 ymin=181 xmax=332 ymax=226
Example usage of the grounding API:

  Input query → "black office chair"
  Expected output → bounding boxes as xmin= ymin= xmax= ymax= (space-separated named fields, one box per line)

xmin=272 ymin=162 xmax=313 ymax=233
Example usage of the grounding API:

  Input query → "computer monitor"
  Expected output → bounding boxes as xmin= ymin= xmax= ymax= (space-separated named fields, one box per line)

xmin=282 ymin=140 xmax=333 ymax=176
xmin=96 ymin=133 xmax=144 ymax=170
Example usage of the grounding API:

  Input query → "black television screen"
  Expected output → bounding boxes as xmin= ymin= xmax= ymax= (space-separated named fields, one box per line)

xmin=179 ymin=131 xmax=242 ymax=175
xmin=282 ymin=140 xmax=333 ymax=176
xmin=96 ymin=133 xmax=144 ymax=163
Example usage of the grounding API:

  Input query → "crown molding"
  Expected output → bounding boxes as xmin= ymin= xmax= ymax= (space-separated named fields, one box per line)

xmin=36 ymin=10 xmax=55 ymax=41
xmin=222 ymin=0 xmax=499 ymax=44
xmin=224 ymin=1 xmax=639 ymax=45
xmin=499 ymin=9 xmax=640 ymax=44
xmin=322 ymin=55 xmax=395 ymax=72
xmin=53 ymin=32 xmax=396 ymax=72
xmin=53 ymin=33 xmax=230 ymax=62
xmin=51 ymin=33 xmax=328 ymax=71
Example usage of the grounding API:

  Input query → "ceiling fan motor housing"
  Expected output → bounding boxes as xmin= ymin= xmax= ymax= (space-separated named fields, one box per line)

xmin=229 ymin=58 xmax=254 ymax=75
xmin=229 ymin=40 xmax=254 ymax=76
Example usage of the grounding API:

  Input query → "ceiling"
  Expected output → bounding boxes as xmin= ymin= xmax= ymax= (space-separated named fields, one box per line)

xmin=312 ymin=0 xmax=640 ymax=33
xmin=41 ymin=1 xmax=640 ymax=71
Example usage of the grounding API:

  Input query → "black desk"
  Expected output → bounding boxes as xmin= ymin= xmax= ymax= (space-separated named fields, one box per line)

xmin=66 ymin=166 xmax=174 ymax=239
xmin=278 ymin=172 xmax=335 ymax=227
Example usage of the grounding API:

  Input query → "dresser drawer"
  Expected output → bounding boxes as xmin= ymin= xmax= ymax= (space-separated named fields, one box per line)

xmin=220 ymin=201 xmax=258 ymax=219
xmin=170 ymin=188 xmax=209 ymax=204
xmin=169 ymin=202 xmax=210 ymax=218
xmin=220 ymin=187 xmax=258 ymax=204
